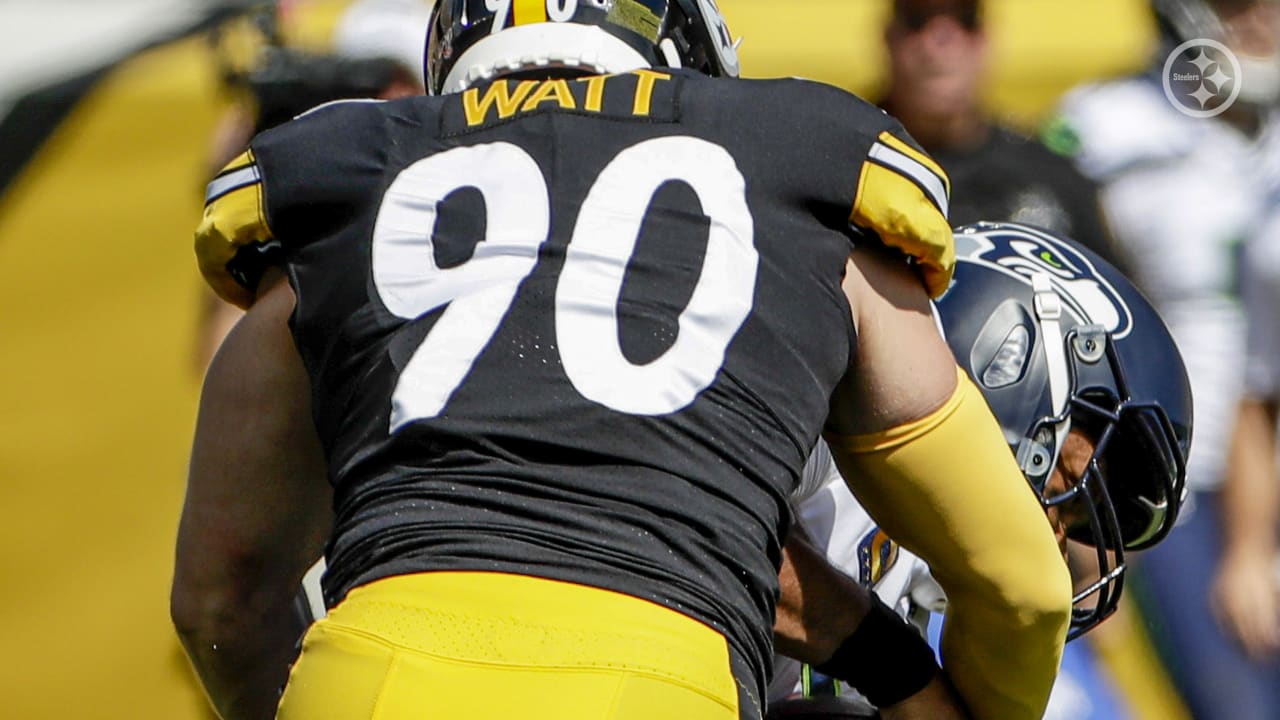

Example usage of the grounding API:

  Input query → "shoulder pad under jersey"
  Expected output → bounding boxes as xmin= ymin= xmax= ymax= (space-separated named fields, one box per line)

xmin=850 ymin=123 xmax=955 ymax=297
xmin=750 ymin=78 xmax=955 ymax=297
xmin=194 ymin=99 xmax=390 ymax=308
xmin=195 ymin=150 xmax=278 ymax=309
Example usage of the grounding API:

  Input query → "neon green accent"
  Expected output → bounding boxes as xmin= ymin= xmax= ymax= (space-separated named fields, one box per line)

xmin=1040 ymin=116 xmax=1083 ymax=157
xmin=1039 ymin=250 xmax=1064 ymax=268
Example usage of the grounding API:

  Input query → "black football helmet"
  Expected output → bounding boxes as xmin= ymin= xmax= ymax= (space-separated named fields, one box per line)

xmin=425 ymin=0 xmax=740 ymax=94
xmin=936 ymin=222 xmax=1193 ymax=639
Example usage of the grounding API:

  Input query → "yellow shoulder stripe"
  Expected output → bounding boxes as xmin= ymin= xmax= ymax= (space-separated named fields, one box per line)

xmin=221 ymin=149 xmax=256 ymax=173
xmin=876 ymin=131 xmax=951 ymax=197
xmin=195 ymin=153 xmax=274 ymax=309
xmin=850 ymin=161 xmax=955 ymax=298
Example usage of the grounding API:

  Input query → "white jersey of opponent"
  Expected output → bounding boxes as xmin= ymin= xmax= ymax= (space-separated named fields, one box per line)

xmin=773 ymin=443 xmax=1104 ymax=719
xmin=1243 ymin=222 xmax=1280 ymax=403
xmin=768 ymin=439 xmax=946 ymax=713
xmin=1056 ymin=75 xmax=1280 ymax=492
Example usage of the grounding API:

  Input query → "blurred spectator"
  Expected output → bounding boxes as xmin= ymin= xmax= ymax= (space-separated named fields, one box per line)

xmin=1213 ymin=220 xmax=1280 ymax=664
xmin=332 ymin=0 xmax=430 ymax=90
xmin=196 ymin=0 xmax=431 ymax=370
xmin=1052 ymin=1 xmax=1280 ymax=717
xmin=878 ymin=0 xmax=1121 ymax=266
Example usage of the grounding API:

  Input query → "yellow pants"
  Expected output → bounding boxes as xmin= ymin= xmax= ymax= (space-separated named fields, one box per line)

xmin=276 ymin=571 xmax=743 ymax=719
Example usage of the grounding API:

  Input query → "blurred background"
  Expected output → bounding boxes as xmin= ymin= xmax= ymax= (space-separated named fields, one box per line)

xmin=0 ymin=0 xmax=1267 ymax=718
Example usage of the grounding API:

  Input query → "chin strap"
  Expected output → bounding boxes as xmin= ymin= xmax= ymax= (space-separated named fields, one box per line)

xmin=1030 ymin=272 xmax=1072 ymax=476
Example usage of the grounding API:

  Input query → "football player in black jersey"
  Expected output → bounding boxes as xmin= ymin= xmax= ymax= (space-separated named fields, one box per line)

xmin=172 ymin=2 xmax=1072 ymax=719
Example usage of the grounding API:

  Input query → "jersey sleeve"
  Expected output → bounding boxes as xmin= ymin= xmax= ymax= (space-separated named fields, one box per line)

xmin=848 ymin=125 xmax=955 ymax=298
xmin=906 ymin=561 xmax=947 ymax=615
xmin=196 ymin=150 xmax=280 ymax=309
xmin=1049 ymin=78 xmax=1194 ymax=183
xmin=194 ymin=99 xmax=390 ymax=308
xmin=766 ymin=79 xmax=954 ymax=298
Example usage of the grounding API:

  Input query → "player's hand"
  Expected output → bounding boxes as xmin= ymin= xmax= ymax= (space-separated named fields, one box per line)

xmin=1211 ymin=550 xmax=1280 ymax=661
xmin=877 ymin=673 xmax=970 ymax=720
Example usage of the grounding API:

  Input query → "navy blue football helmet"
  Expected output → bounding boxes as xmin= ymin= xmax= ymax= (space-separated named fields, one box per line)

xmin=936 ymin=222 xmax=1193 ymax=639
xmin=425 ymin=0 xmax=740 ymax=94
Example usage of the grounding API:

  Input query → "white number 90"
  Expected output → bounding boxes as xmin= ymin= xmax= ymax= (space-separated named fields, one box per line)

xmin=371 ymin=136 xmax=758 ymax=431
xmin=547 ymin=0 xmax=578 ymax=22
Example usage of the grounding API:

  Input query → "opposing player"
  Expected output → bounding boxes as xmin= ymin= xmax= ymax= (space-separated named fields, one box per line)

xmin=768 ymin=222 xmax=1193 ymax=718
xmin=762 ymin=221 xmax=1192 ymax=712
xmin=171 ymin=3 xmax=1071 ymax=719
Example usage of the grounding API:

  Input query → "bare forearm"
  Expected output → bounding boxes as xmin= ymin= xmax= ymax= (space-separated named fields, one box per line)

xmin=174 ymin=272 xmax=331 ymax=718
xmin=1223 ymin=398 xmax=1279 ymax=560
xmin=175 ymin=585 xmax=307 ymax=720
xmin=774 ymin=529 xmax=870 ymax=662
xmin=776 ymin=528 xmax=960 ymax=715
xmin=879 ymin=673 xmax=970 ymax=720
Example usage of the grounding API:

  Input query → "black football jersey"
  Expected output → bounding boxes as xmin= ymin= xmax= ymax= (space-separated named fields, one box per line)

xmin=196 ymin=68 xmax=952 ymax=695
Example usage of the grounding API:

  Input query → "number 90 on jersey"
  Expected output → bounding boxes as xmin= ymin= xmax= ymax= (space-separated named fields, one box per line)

xmin=371 ymin=136 xmax=759 ymax=432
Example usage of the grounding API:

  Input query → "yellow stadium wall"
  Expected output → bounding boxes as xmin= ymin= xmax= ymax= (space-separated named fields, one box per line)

xmin=727 ymin=0 xmax=1157 ymax=130
xmin=0 ymin=1 xmax=1165 ymax=717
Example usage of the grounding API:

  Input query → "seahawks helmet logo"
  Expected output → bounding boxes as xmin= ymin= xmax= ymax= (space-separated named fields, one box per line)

xmin=953 ymin=224 xmax=1133 ymax=339
xmin=857 ymin=527 xmax=899 ymax=586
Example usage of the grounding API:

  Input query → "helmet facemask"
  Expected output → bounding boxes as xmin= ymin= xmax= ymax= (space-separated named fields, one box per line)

xmin=1018 ymin=319 xmax=1187 ymax=639
xmin=947 ymin=223 xmax=1192 ymax=642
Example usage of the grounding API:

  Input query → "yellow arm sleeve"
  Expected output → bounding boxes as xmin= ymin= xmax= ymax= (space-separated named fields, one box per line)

xmin=824 ymin=369 xmax=1072 ymax=720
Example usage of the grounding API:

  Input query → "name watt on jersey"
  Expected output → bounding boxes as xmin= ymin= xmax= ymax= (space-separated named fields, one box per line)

xmin=462 ymin=70 xmax=674 ymax=126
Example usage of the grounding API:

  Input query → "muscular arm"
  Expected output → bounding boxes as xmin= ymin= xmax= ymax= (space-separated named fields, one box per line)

xmin=775 ymin=528 xmax=967 ymax=719
xmin=824 ymin=246 xmax=1072 ymax=720
xmin=775 ymin=526 xmax=871 ymax=662
xmin=171 ymin=269 xmax=333 ymax=720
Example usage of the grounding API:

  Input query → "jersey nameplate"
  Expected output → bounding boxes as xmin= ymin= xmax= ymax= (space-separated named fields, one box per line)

xmin=443 ymin=70 xmax=679 ymax=134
